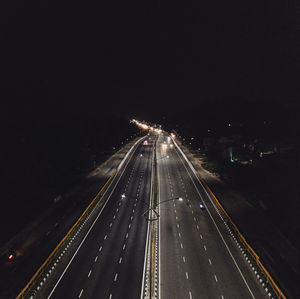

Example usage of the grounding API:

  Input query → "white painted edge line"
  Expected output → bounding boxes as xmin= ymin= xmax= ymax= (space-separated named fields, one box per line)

xmin=118 ymin=136 xmax=147 ymax=171
xmin=140 ymin=136 xmax=154 ymax=299
xmin=157 ymin=134 xmax=162 ymax=299
xmin=47 ymin=137 xmax=142 ymax=298
xmin=172 ymin=137 xmax=256 ymax=299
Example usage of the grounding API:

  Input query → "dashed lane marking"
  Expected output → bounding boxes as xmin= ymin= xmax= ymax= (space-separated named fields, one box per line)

xmin=214 ymin=274 xmax=218 ymax=282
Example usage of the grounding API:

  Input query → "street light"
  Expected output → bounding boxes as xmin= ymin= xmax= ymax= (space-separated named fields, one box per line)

xmin=142 ymin=196 xmax=183 ymax=221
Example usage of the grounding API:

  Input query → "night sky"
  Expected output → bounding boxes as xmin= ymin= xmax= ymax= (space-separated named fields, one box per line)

xmin=1 ymin=0 xmax=299 ymax=123
xmin=1 ymin=0 xmax=299 ymax=239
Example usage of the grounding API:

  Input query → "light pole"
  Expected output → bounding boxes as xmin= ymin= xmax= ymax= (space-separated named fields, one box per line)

xmin=142 ymin=197 xmax=183 ymax=221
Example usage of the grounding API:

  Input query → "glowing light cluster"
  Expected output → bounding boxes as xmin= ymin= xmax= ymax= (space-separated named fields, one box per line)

xmin=131 ymin=119 xmax=162 ymax=134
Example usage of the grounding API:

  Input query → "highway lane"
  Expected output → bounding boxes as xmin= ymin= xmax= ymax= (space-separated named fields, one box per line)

xmin=39 ymin=135 xmax=154 ymax=299
xmin=158 ymin=133 xmax=267 ymax=299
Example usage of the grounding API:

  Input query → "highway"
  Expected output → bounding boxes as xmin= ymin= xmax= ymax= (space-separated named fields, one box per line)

xmin=157 ymin=133 xmax=267 ymax=299
xmin=39 ymin=136 xmax=154 ymax=299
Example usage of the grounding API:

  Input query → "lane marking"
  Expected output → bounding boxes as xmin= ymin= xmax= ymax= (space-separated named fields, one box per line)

xmin=114 ymin=273 xmax=118 ymax=281
xmin=214 ymin=274 xmax=218 ymax=282
xmin=186 ymin=272 xmax=189 ymax=279
xmin=173 ymin=142 xmax=256 ymax=298
xmin=104 ymin=235 xmax=107 ymax=240
xmin=197 ymin=225 xmax=199 ymax=230
xmin=200 ymin=234 xmax=203 ymax=239
xmin=110 ymin=223 xmax=112 ymax=227
xmin=123 ymin=244 xmax=126 ymax=250
xmin=119 ymin=257 xmax=122 ymax=264
xmin=204 ymin=245 xmax=207 ymax=251
xmin=209 ymin=258 xmax=212 ymax=265
xmin=189 ymin=291 xmax=193 ymax=299
xmin=109 ymin=294 xmax=112 ymax=299
xmin=178 ymin=233 xmax=181 ymax=238
xmin=99 ymin=246 xmax=102 ymax=252
xmin=78 ymin=289 xmax=83 ymax=298
xmin=88 ymin=270 xmax=92 ymax=277
xmin=183 ymin=256 xmax=186 ymax=263
xmin=94 ymin=256 xmax=98 ymax=262
xmin=180 ymin=243 xmax=183 ymax=249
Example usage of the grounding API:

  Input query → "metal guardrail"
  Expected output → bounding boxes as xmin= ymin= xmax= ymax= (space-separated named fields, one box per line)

xmin=17 ymin=171 xmax=116 ymax=299
xmin=196 ymin=172 xmax=286 ymax=299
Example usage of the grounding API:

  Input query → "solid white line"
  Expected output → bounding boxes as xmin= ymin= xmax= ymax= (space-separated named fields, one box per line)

xmin=173 ymin=139 xmax=256 ymax=299
xmin=47 ymin=138 xmax=142 ymax=299
xmin=78 ymin=289 xmax=83 ymax=298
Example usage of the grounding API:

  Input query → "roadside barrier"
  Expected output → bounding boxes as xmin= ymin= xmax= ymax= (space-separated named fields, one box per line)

xmin=196 ymin=172 xmax=286 ymax=299
xmin=17 ymin=171 xmax=116 ymax=299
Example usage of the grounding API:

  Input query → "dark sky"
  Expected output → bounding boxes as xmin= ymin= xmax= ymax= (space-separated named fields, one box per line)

xmin=1 ymin=0 xmax=299 ymax=127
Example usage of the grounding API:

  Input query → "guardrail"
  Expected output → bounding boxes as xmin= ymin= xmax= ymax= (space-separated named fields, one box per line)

xmin=196 ymin=172 xmax=286 ymax=299
xmin=17 ymin=171 xmax=116 ymax=299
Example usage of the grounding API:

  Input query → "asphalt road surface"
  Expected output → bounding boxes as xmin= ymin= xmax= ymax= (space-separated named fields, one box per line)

xmin=158 ymin=133 xmax=267 ymax=299
xmin=40 ymin=136 xmax=153 ymax=299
